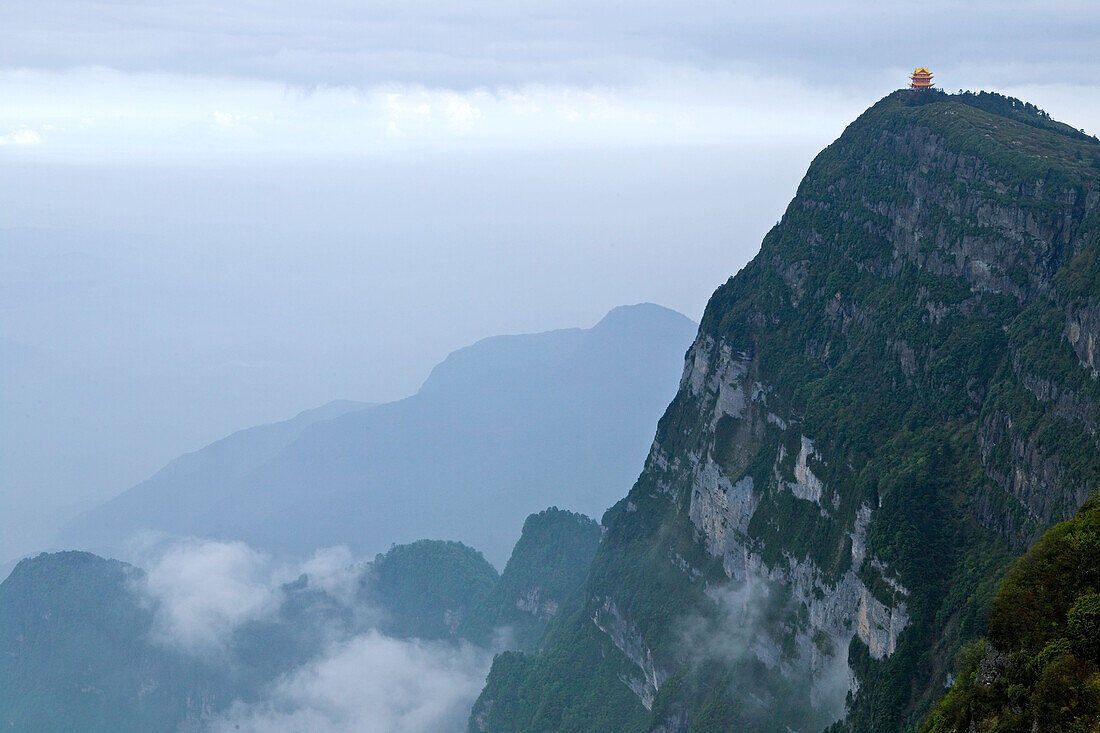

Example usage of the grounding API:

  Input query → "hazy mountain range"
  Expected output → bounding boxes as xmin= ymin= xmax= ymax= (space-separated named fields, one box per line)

xmin=60 ymin=303 xmax=697 ymax=566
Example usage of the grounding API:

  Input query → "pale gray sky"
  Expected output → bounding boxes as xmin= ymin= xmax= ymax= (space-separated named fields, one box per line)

xmin=2 ymin=0 xmax=1098 ymax=561
xmin=2 ymin=1 xmax=1098 ymax=161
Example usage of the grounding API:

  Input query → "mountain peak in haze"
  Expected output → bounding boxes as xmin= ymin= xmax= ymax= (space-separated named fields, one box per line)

xmin=594 ymin=302 xmax=692 ymax=328
xmin=416 ymin=303 xmax=693 ymax=399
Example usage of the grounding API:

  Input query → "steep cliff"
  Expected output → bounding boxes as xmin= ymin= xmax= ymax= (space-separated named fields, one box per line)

xmin=471 ymin=90 xmax=1100 ymax=731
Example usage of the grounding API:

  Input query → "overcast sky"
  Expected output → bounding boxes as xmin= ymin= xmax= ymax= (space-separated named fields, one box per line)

xmin=2 ymin=0 xmax=1099 ymax=161
xmin=3 ymin=0 xmax=1099 ymax=562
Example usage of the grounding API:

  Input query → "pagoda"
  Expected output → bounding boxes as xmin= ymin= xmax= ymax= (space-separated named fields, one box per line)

xmin=909 ymin=67 xmax=934 ymax=90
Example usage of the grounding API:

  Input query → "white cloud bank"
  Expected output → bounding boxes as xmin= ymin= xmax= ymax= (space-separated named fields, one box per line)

xmin=0 ymin=67 xmax=878 ymax=163
xmin=134 ymin=538 xmax=364 ymax=649
xmin=132 ymin=537 xmax=491 ymax=732
xmin=212 ymin=632 xmax=493 ymax=733
xmin=140 ymin=538 xmax=281 ymax=651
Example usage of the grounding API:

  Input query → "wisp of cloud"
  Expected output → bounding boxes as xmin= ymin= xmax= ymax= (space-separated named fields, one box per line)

xmin=212 ymin=631 xmax=493 ymax=733
xmin=131 ymin=537 xmax=494 ymax=732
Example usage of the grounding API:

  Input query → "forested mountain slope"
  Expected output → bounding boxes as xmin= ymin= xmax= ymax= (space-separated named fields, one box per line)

xmin=471 ymin=90 xmax=1100 ymax=732
xmin=460 ymin=508 xmax=602 ymax=651
xmin=2 ymin=507 xmax=600 ymax=731
xmin=925 ymin=498 xmax=1100 ymax=732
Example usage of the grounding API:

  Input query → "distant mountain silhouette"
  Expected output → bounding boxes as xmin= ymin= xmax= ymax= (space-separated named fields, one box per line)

xmin=62 ymin=304 xmax=696 ymax=565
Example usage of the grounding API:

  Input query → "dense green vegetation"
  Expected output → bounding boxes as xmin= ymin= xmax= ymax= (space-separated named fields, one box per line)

xmin=470 ymin=488 xmax=725 ymax=731
xmin=461 ymin=507 xmax=602 ymax=650
xmin=0 ymin=552 xmax=228 ymax=732
xmin=365 ymin=539 xmax=499 ymax=639
xmin=470 ymin=603 xmax=652 ymax=732
xmin=925 ymin=499 xmax=1100 ymax=732
xmin=951 ymin=90 xmax=1098 ymax=144
xmin=472 ymin=90 xmax=1100 ymax=731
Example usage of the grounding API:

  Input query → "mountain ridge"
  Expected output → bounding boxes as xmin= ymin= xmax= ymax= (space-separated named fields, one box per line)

xmin=60 ymin=303 xmax=697 ymax=566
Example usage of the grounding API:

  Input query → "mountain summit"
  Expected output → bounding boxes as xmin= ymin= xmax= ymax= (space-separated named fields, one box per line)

xmin=472 ymin=90 xmax=1100 ymax=731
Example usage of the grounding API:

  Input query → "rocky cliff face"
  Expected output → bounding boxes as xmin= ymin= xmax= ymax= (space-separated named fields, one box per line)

xmin=1067 ymin=301 xmax=1100 ymax=374
xmin=471 ymin=91 xmax=1100 ymax=732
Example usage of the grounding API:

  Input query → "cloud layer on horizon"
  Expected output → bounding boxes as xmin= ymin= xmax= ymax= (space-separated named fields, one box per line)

xmin=2 ymin=1 xmax=1099 ymax=162
xmin=4 ymin=0 xmax=1099 ymax=90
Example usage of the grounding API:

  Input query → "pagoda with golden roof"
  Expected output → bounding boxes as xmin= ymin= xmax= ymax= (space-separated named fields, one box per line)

xmin=910 ymin=67 xmax=934 ymax=90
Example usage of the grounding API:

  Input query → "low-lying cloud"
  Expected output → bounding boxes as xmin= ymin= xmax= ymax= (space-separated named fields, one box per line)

xmin=135 ymin=538 xmax=368 ymax=650
xmin=296 ymin=545 xmax=363 ymax=607
xmin=141 ymin=538 xmax=280 ymax=651
xmin=677 ymin=574 xmax=850 ymax=730
xmin=212 ymin=631 xmax=493 ymax=733
xmin=130 ymin=537 xmax=491 ymax=732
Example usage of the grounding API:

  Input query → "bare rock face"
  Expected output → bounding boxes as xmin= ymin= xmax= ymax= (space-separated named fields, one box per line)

xmin=592 ymin=597 xmax=669 ymax=710
xmin=974 ymin=643 xmax=1010 ymax=686
xmin=1067 ymin=301 xmax=1100 ymax=376
xmin=978 ymin=409 xmax=1092 ymax=548
xmin=514 ymin=588 xmax=558 ymax=620
xmin=676 ymin=335 xmax=909 ymax=685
